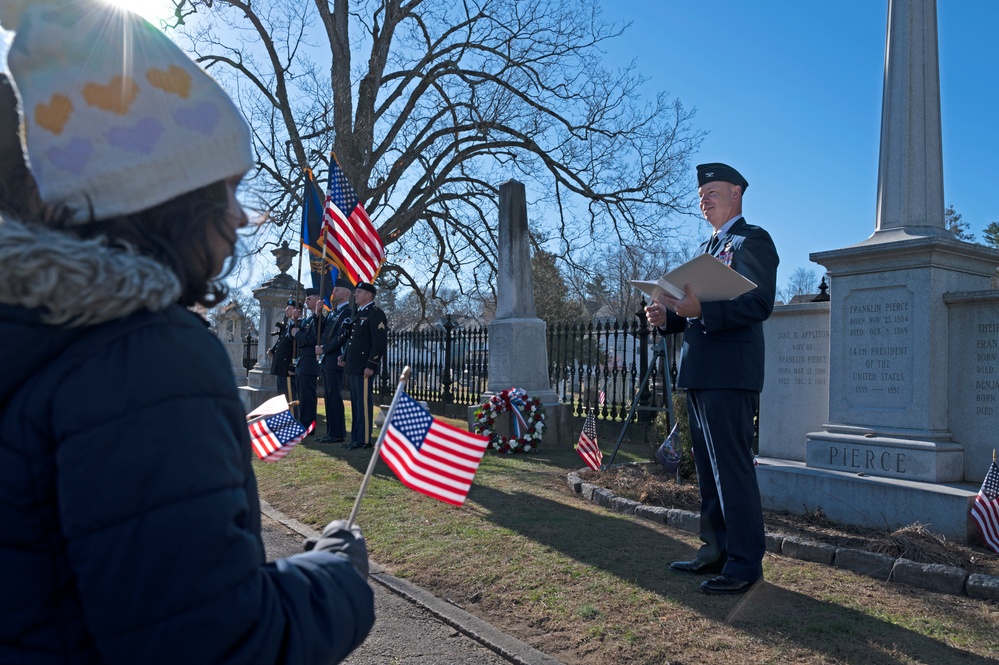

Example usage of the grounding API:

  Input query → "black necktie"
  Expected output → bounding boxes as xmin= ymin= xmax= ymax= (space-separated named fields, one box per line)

xmin=707 ymin=234 xmax=721 ymax=255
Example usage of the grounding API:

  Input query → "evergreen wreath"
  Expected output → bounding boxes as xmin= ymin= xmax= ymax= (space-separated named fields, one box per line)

xmin=472 ymin=387 xmax=545 ymax=454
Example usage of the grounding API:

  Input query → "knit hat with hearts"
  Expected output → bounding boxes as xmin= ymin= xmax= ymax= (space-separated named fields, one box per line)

xmin=1 ymin=0 xmax=254 ymax=223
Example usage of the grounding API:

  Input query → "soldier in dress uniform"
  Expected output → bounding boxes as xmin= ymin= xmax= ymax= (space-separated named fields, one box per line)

xmin=291 ymin=288 xmax=323 ymax=432
xmin=646 ymin=162 xmax=779 ymax=596
xmin=343 ymin=282 xmax=388 ymax=449
xmin=267 ymin=298 xmax=301 ymax=401
xmin=316 ymin=278 xmax=354 ymax=444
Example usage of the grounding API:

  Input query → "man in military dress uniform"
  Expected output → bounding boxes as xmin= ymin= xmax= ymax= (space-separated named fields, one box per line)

xmin=291 ymin=288 xmax=323 ymax=433
xmin=646 ymin=162 xmax=779 ymax=596
xmin=343 ymin=282 xmax=388 ymax=450
xmin=267 ymin=298 xmax=301 ymax=401
xmin=316 ymin=278 xmax=354 ymax=444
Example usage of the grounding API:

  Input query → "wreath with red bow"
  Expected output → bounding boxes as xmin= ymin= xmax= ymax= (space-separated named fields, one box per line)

xmin=472 ymin=387 xmax=545 ymax=453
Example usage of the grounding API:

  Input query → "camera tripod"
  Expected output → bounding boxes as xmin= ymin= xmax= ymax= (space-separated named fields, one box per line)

xmin=603 ymin=336 xmax=674 ymax=468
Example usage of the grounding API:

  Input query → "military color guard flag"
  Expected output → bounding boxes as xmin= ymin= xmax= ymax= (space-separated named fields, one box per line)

xmin=380 ymin=391 xmax=490 ymax=506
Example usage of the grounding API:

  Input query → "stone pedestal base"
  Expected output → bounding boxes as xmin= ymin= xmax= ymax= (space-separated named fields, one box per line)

xmin=757 ymin=458 xmax=978 ymax=543
xmin=806 ymin=428 xmax=964 ymax=482
xmin=239 ymin=368 xmax=279 ymax=414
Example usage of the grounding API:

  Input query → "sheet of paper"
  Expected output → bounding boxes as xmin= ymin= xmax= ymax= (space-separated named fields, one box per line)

xmin=629 ymin=253 xmax=757 ymax=303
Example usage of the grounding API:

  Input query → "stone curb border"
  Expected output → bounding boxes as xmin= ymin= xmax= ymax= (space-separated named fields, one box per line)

xmin=260 ymin=500 xmax=564 ymax=665
xmin=567 ymin=471 xmax=999 ymax=602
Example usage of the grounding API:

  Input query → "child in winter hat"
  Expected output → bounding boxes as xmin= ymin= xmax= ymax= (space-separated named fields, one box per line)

xmin=1 ymin=0 xmax=254 ymax=223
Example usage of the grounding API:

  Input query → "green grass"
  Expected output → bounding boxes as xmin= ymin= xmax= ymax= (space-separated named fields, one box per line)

xmin=254 ymin=400 xmax=999 ymax=665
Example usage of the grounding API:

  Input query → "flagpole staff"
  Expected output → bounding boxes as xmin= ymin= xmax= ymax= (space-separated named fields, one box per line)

xmin=346 ymin=366 xmax=412 ymax=529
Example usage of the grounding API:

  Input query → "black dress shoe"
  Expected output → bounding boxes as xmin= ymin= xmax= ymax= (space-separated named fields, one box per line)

xmin=669 ymin=559 xmax=725 ymax=575
xmin=345 ymin=442 xmax=363 ymax=450
xmin=700 ymin=574 xmax=756 ymax=595
xmin=317 ymin=436 xmax=333 ymax=443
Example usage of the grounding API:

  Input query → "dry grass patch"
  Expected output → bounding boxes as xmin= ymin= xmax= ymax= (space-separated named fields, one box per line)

xmin=254 ymin=404 xmax=999 ymax=664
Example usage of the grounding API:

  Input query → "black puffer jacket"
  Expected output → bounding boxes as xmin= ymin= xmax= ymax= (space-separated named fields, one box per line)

xmin=0 ymin=218 xmax=374 ymax=664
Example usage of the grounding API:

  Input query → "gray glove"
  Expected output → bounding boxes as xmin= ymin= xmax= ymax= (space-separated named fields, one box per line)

xmin=304 ymin=519 xmax=369 ymax=579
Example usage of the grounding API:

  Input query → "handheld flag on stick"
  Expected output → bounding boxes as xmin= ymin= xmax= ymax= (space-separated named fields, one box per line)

xmin=971 ymin=450 xmax=999 ymax=554
xmin=380 ymin=392 xmax=490 ymax=506
xmin=302 ymin=167 xmax=338 ymax=307
xmin=347 ymin=367 xmax=490 ymax=527
xmin=247 ymin=395 xmax=314 ymax=462
xmin=656 ymin=421 xmax=683 ymax=474
xmin=575 ymin=409 xmax=602 ymax=471
xmin=322 ymin=156 xmax=385 ymax=285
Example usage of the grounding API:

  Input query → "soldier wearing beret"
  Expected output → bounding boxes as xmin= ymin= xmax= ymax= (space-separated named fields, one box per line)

xmin=316 ymin=278 xmax=354 ymax=444
xmin=646 ymin=162 xmax=779 ymax=595
xmin=343 ymin=282 xmax=388 ymax=449
xmin=291 ymin=287 xmax=323 ymax=432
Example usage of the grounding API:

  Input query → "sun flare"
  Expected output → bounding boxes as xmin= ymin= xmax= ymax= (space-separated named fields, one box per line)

xmin=103 ymin=0 xmax=175 ymax=25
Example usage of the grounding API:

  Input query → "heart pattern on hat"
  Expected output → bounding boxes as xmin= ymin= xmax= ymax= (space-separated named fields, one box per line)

xmin=147 ymin=65 xmax=191 ymax=99
xmin=47 ymin=137 xmax=94 ymax=174
xmin=82 ymin=75 xmax=140 ymax=115
xmin=173 ymin=101 xmax=221 ymax=135
xmin=34 ymin=94 xmax=73 ymax=135
xmin=106 ymin=117 xmax=165 ymax=154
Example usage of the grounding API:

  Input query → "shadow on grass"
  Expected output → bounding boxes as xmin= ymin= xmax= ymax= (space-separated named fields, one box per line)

xmin=296 ymin=429 xmax=995 ymax=664
xmin=469 ymin=483 xmax=997 ymax=665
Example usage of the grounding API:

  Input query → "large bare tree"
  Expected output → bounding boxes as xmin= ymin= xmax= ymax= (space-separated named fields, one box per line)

xmin=167 ymin=0 xmax=702 ymax=300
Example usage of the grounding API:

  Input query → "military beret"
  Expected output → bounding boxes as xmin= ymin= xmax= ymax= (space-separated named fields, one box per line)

xmin=696 ymin=163 xmax=748 ymax=192
xmin=304 ymin=287 xmax=320 ymax=297
xmin=335 ymin=277 xmax=355 ymax=290
xmin=355 ymin=282 xmax=377 ymax=295
xmin=287 ymin=299 xmax=303 ymax=308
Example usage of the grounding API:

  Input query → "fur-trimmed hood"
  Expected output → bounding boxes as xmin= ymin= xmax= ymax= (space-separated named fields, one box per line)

xmin=0 ymin=216 xmax=181 ymax=327
xmin=0 ymin=215 xmax=182 ymax=406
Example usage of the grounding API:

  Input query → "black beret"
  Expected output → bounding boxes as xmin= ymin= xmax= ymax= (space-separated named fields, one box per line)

xmin=286 ymin=299 xmax=303 ymax=308
xmin=355 ymin=282 xmax=376 ymax=295
xmin=696 ymin=163 xmax=748 ymax=192
xmin=335 ymin=277 xmax=354 ymax=290
xmin=304 ymin=287 xmax=320 ymax=297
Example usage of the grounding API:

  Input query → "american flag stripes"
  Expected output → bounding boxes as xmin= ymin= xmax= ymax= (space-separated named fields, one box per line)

xmin=247 ymin=395 xmax=313 ymax=462
xmin=322 ymin=158 xmax=385 ymax=285
xmin=575 ymin=411 xmax=602 ymax=471
xmin=971 ymin=459 xmax=999 ymax=554
xmin=380 ymin=392 xmax=490 ymax=506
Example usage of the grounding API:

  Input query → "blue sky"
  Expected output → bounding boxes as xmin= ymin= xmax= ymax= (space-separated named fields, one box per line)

xmin=5 ymin=1 xmax=997 ymax=292
xmin=598 ymin=0 xmax=999 ymax=289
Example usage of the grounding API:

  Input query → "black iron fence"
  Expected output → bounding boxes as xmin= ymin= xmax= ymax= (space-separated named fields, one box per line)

xmin=377 ymin=314 xmax=678 ymax=422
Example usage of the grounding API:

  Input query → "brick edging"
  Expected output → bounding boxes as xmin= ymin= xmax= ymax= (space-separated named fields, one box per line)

xmin=566 ymin=470 xmax=999 ymax=601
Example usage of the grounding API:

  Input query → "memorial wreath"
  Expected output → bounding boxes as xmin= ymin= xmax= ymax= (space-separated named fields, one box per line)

xmin=473 ymin=387 xmax=545 ymax=454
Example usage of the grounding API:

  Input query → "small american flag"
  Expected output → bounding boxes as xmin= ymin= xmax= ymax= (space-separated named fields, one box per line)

xmin=322 ymin=157 xmax=385 ymax=285
xmin=575 ymin=411 xmax=602 ymax=471
xmin=971 ymin=459 xmax=999 ymax=554
xmin=597 ymin=390 xmax=606 ymax=406
xmin=380 ymin=392 xmax=490 ymax=506
xmin=247 ymin=395 xmax=313 ymax=462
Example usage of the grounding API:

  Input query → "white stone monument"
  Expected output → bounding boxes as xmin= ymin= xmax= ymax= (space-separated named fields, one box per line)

xmin=239 ymin=241 xmax=305 ymax=413
xmin=758 ymin=0 xmax=999 ymax=542
xmin=468 ymin=179 xmax=569 ymax=445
